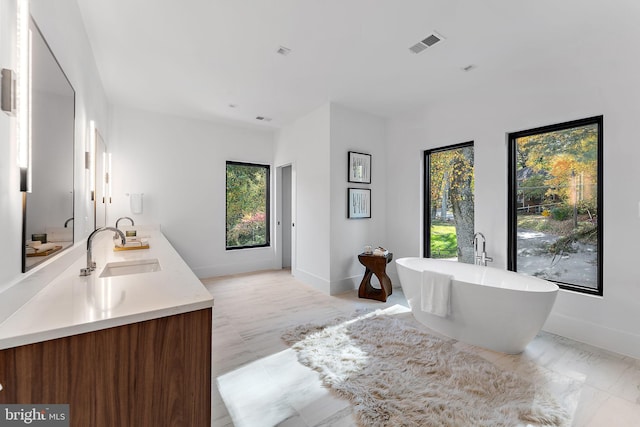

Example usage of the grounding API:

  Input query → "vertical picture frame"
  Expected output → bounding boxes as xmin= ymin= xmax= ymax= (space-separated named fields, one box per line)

xmin=348 ymin=188 xmax=371 ymax=219
xmin=348 ymin=151 xmax=371 ymax=184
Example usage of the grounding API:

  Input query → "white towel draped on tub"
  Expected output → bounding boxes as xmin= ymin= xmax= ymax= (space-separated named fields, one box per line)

xmin=421 ymin=270 xmax=452 ymax=317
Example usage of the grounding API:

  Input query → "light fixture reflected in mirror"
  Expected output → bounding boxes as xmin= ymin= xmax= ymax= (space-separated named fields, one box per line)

xmin=17 ymin=0 xmax=31 ymax=192
xmin=107 ymin=152 xmax=112 ymax=204
xmin=88 ymin=120 xmax=95 ymax=202
xmin=93 ymin=124 xmax=108 ymax=229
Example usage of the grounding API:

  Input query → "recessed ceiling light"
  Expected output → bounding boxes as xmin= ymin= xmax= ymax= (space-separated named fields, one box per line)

xmin=276 ymin=46 xmax=291 ymax=56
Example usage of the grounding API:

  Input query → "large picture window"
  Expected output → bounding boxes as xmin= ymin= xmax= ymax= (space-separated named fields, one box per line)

xmin=508 ymin=116 xmax=603 ymax=295
xmin=226 ymin=161 xmax=270 ymax=250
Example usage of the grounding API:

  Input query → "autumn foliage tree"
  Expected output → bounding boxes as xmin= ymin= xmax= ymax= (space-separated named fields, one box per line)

xmin=516 ymin=124 xmax=598 ymax=219
xmin=429 ymin=146 xmax=475 ymax=263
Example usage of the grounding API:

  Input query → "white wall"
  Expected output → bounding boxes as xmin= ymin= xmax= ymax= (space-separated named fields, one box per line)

xmin=109 ymin=105 xmax=275 ymax=278
xmin=274 ymin=103 xmax=387 ymax=294
xmin=329 ymin=104 xmax=387 ymax=294
xmin=274 ymin=104 xmax=331 ymax=291
xmin=0 ymin=0 xmax=108 ymax=294
xmin=0 ymin=0 xmax=22 ymax=289
xmin=386 ymin=40 xmax=640 ymax=358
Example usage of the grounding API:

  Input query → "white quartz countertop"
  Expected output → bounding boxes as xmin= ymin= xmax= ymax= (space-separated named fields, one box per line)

xmin=0 ymin=229 xmax=213 ymax=350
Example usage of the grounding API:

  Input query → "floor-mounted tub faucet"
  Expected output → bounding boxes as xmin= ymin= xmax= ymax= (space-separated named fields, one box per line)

xmin=81 ymin=227 xmax=126 ymax=276
xmin=473 ymin=232 xmax=493 ymax=266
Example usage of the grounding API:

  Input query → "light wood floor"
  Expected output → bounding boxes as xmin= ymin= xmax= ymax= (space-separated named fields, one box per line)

xmin=203 ymin=269 xmax=640 ymax=427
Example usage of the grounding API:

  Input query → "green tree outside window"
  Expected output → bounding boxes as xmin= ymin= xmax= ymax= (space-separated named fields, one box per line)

xmin=226 ymin=162 xmax=270 ymax=249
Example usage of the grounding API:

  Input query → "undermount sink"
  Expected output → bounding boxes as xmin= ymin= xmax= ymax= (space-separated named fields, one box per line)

xmin=99 ymin=258 xmax=161 ymax=278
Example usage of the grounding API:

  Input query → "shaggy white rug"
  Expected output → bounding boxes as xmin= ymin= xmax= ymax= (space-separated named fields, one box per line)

xmin=282 ymin=311 xmax=570 ymax=427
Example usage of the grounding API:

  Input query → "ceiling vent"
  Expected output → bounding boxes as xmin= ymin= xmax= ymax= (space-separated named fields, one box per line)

xmin=276 ymin=46 xmax=291 ymax=56
xmin=409 ymin=32 xmax=444 ymax=54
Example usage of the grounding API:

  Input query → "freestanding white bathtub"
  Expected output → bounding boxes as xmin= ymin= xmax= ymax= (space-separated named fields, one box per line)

xmin=395 ymin=257 xmax=559 ymax=354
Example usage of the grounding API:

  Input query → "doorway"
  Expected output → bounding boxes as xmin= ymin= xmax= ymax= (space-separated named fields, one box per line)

xmin=281 ymin=165 xmax=292 ymax=268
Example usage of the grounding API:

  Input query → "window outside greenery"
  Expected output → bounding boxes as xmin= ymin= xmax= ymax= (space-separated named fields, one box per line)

xmin=508 ymin=116 xmax=602 ymax=294
xmin=226 ymin=162 xmax=270 ymax=249
xmin=424 ymin=143 xmax=475 ymax=263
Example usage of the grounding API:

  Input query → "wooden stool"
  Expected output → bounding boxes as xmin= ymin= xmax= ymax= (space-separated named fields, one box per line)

xmin=357 ymin=253 xmax=393 ymax=302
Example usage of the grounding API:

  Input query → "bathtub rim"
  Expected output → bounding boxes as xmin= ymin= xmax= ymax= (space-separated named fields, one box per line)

xmin=395 ymin=257 xmax=559 ymax=293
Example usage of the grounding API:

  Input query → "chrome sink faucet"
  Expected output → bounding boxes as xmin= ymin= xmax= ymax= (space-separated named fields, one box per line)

xmin=115 ymin=216 xmax=134 ymax=238
xmin=473 ymin=232 xmax=493 ymax=266
xmin=115 ymin=216 xmax=134 ymax=229
xmin=80 ymin=227 xmax=126 ymax=276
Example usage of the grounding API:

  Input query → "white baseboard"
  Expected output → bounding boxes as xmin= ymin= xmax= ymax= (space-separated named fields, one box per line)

xmin=193 ymin=260 xmax=277 ymax=279
xmin=330 ymin=275 xmax=361 ymax=295
xmin=543 ymin=312 xmax=640 ymax=360
xmin=292 ymin=268 xmax=331 ymax=294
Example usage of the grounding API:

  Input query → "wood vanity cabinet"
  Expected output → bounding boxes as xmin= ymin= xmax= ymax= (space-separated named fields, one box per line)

xmin=0 ymin=308 xmax=212 ymax=426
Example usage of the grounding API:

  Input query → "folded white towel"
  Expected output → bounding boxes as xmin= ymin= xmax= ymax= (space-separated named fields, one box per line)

xmin=36 ymin=243 xmax=57 ymax=252
xmin=421 ymin=270 xmax=452 ymax=317
xmin=46 ymin=227 xmax=73 ymax=242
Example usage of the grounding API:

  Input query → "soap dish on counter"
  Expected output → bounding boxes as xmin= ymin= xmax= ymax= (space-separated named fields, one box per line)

xmin=26 ymin=245 xmax=63 ymax=257
xmin=114 ymin=244 xmax=150 ymax=251
xmin=113 ymin=238 xmax=150 ymax=251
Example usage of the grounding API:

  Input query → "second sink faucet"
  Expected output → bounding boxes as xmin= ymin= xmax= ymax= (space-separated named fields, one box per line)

xmin=115 ymin=216 xmax=134 ymax=229
xmin=81 ymin=227 xmax=126 ymax=276
xmin=115 ymin=216 xmax=134 ymax=238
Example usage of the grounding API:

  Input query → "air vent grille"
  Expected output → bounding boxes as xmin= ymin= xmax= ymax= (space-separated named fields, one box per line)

xmin=409 ymin=32 xmax=444 ymax=54
xmin=409 ymin=43 xmax=428 ymax=54
xmin=422 ymin=34 xmax=441 ymax=47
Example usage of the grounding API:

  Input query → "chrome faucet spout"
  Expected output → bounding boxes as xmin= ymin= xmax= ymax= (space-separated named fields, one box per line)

xmin=80 ymin=227 xmax=126 ymax=276
xmin=115 ymin=217 xmax=135 ymax=238
xmin=472 ymin=232 xmax=492 ymax=266
xmin=115 ymin=216 xmax=135 ymax=229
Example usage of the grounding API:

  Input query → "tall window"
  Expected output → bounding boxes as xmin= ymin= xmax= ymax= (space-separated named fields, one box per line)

xmin=226 ymin=161 xmax=270 ymax=250
xmin=508 ymin=116 xmax=603 ymax=295
xmin=424 ymin=142 xmax=475 ymax=263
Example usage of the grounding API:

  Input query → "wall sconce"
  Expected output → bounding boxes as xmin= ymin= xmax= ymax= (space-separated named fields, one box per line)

xmin=17 ymin=0 xmax=31 ymax=192
xmin=1 ymin=69 xmax=16 ymax=115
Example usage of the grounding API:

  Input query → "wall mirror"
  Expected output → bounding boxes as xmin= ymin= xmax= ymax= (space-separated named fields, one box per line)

xmin=22 ymin=17 xmax=76 ymax=272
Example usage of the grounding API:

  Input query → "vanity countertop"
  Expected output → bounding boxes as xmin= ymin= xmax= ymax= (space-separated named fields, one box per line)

xmin=0 ymin=229 xmax=213 ymax=350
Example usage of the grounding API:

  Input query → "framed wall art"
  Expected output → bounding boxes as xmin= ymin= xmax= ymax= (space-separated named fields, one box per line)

xmin=348 ymin=188 xmax=371 ymax=219
xmin=348 ymin=151 xmax=371 ymax=184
